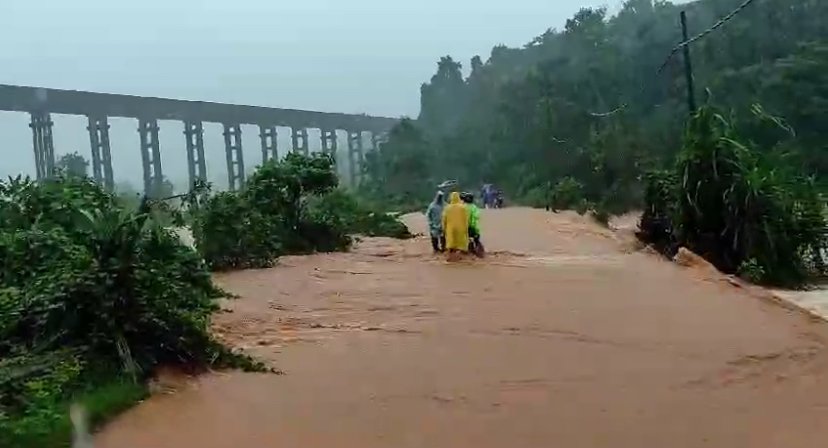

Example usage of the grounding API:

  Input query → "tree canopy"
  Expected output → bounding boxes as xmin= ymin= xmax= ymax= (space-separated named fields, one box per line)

xmin=55 ymin=152 xmax=89 ymax=178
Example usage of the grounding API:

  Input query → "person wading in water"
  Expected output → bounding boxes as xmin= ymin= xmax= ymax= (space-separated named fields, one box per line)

xmin=441 ymin=191 xmax=469 ymax=260
xmin=426 ymin=191 xmax=446 ymax=253
xmin=461 ymin=192 xmax=484 ymax=257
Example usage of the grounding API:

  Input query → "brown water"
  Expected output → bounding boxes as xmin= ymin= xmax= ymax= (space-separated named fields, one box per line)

xmin=97 ymin=208 xmax=828 ymax=448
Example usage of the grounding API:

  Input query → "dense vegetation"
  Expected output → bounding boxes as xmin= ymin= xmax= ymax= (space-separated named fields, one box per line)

xmin=0 ymin=175 xmax=260 ymax=447
xmin=639 ymin=106 xmax=826 ymax=285
xmin=362 ymin=0 xmax=826 ymax=284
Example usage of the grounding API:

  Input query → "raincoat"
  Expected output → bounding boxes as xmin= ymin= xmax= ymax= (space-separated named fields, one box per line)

xmin=481 ymin=184 xmax=493 ymax=208
xmin=442 ymin=192 xmax=469 ymax=251
xmin=467 ymin=202 xmax=481 ymax=236
xmin=426 ymin=192 xmax=444 ymax=238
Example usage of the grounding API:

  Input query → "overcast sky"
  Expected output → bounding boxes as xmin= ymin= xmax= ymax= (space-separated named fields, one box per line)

xmin=0 ymin=0 xmax=635 ymax=187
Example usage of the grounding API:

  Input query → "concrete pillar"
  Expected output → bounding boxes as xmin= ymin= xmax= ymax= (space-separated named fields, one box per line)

xmin=291 ymin=127 xmax=309 ymax=155
xmin=320 ymin=129 xmax=337 ymax=155
xmin=356 ymin=131 xmax=365 ymax=182
xmin=320 ymin=129 xmax=338 ymax=165
xmin=87 ymin=116 xmax=114 ymax=191
xmin=184 ymin=121 xmax=207 ymax=190
xmin=259 ymin=125 xmax=278 ymax=163
xmin=347 ymin=130 xmax=363 ymax=186
xmin=223 ymin=123 xmax=245 ymax=191
xmin=370 ymin=132 xmax=382 ymax=153
xmin=138 ymin=118 xmax=163 ymax=197
xmin=29 ymin=111 xmax=55 ymax=180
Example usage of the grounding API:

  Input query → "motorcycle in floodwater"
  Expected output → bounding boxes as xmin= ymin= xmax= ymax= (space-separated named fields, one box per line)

xmin=469 ymin=235 xmax=486 ymax=258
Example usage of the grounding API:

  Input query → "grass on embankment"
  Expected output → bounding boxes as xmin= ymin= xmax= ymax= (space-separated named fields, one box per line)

xmin=1 ymin=377 xmax=147 ymax=448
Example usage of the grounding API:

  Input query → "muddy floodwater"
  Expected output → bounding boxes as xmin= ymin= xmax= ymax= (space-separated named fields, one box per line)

xmin=97 ymin=208 xmax=828 ymax=448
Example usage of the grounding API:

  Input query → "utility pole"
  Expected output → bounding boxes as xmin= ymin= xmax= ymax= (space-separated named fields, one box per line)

xmin=680 ymin=11 xmax=697 ymax=114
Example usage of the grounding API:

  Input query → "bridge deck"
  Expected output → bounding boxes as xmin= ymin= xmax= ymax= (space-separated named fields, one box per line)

xmin=0 ymin=84 xmax=397 ymax=132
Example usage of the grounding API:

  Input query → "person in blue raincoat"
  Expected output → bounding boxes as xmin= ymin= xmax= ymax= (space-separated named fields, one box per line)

xmin=426 ymin=191 xmax=446 ymax=253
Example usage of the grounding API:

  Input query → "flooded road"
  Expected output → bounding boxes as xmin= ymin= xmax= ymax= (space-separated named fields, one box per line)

xmin=97 ymin=208 xmax=828 ymax=448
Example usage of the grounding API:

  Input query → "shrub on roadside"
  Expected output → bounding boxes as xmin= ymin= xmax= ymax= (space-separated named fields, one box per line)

xmin=550 ymin=177 xmax=585 ymax=212
xmin=519 ymin=184 xmax=549 ymax=209
xmin=313 ymin=190 xmax=413 ymax=239
xmin=637 ymin=169 xmax=678 ymax=253
xmin=589 ymin=203 xmax=611 ymax=227
xmin=191 ymin=191 xmax=280 ymax=270
xmin=639 ymin=106 xmax=827 ymax=286
xmin=191 ymin=154 xmax=340 ymax=268
xmin=191 ymin=154 xmax=411 ymax=270
xmin=300 ymin=193 xmax=354 ymax=253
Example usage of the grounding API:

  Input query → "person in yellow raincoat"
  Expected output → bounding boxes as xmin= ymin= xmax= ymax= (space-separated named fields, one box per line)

xmin=441 ymin=191 xmax=469 ymax=253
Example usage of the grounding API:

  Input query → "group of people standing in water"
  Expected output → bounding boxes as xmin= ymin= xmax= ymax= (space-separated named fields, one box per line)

xmin=426 ymin=190 xmax=484 ymax=257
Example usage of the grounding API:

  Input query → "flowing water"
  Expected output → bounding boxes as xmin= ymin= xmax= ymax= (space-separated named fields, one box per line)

xmin=96 ymin=208 xmax=828 ymax=448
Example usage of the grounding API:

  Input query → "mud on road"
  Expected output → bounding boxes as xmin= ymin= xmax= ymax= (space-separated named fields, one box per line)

xmin=98 ymin=208 xmax=828 ymax=448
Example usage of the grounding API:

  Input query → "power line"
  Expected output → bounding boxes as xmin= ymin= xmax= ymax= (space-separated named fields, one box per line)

xmin=587 ymin=0 xmax=760 ymax=118
xmin=656 ymin=0 xmax=759 ymax=75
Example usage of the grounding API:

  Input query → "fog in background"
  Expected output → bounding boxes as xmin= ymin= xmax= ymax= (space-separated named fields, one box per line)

xmin=1 ymin=0 xmax=640 ymax=190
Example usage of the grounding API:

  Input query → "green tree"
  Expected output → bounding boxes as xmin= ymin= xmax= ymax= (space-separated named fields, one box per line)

xmin=361 ymin=119 xmax=434 ymax=204
xmin=419 ymin=56 xmax=469 ymax=136
xmin=55 ymin=152 xmax=89 ymax=178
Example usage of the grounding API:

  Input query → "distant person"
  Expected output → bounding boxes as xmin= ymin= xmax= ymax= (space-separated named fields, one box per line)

xmin=426 ymin=191 xmax=446 ymax=253
xmin=461 ymin=192 xmax=484 ymax=257
xmin=441 ymin=191 xmax=469 ymax=257
xmin=481 ymin=184 xmax=492 ymax=208
xmin=485 ymin=184 xmax=497 ymax=209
